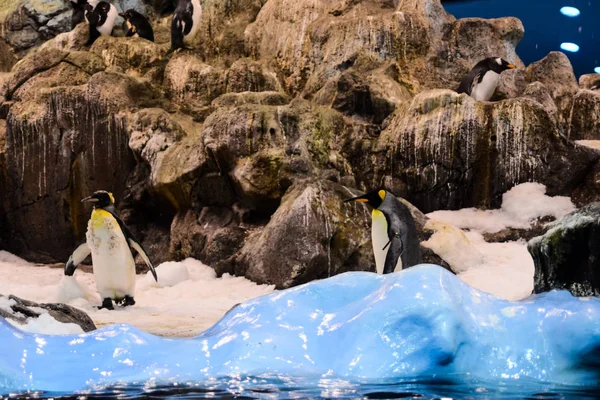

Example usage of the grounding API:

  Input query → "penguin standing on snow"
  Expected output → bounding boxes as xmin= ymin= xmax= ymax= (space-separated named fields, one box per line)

xmin=85 ymin=1 xmax=118 ymax=46
xmin=457 ymin=57 xmax=516 ymax=101
xmin=170 ymin=0 xmax=202 ymax=51
xmin=345 ymin=190 xmax=421 ymax=274
xmin=65 ymin=190 xmax=157 ymax=310
xmin=120 ymin=9 xmax=154 ymax=42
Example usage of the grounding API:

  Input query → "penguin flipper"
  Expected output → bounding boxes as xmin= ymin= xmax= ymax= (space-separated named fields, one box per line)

xmin=128 ymin=238 xmax=158 ymax=283
xmin=382 ymin=236 xmax=403 ymax=274
xmin=171 ymin=17 xmax=184 ymax=50
xmin=65 ymin=242 xmax=91 ymax=276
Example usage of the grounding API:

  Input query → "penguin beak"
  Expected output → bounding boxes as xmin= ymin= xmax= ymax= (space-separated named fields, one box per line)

xmin=81 ymin=196 xmax=98 ymax=203
xmin=118 ymin=12 xmax=125 ymax=17
xmin=507 ymin=63 xmax=516 ymax=69
xmin=344 ymin=195 xmax=369 ymax=203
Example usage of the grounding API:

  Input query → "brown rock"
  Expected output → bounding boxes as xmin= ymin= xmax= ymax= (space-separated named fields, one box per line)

xmin=526 ymin=51 xmax=578 ymax=127
xmin=569 ymin=89 xmax=600 ymax=140
xmin=163 ymin=53 xmax=225 ymax=106
xmin=373 ymin=89 xmax=598 ymax=212
xmin=0 ymin=294 xmax=96 ymax=332
xmin=233 ymin=179 xmax=373 ymax=288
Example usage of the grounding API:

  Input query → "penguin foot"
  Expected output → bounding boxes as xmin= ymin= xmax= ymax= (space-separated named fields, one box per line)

xmin=99 ymin=298 xmax=114 ymax=310
xmin=123 ymin=295 xmax=135 ymax=307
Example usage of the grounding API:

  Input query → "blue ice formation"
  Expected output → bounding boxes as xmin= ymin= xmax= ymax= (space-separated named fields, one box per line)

xmin=0 ymin=264 xmax=599 ymax=395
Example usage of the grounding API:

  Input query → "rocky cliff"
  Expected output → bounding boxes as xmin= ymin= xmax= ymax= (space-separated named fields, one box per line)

xmin=0 ymin=0 xmax=599 ymax=288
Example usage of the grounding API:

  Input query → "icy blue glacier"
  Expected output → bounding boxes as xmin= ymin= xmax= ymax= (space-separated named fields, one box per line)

xmin=0 ymin=264 xmax=599 ymax=397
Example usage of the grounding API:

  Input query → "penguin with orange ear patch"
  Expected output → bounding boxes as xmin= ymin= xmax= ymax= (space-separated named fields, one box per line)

xmin=345 ymin=190 xmax=421 ymax=274
xmin=65 ymin=190 xmax=157 ymax=310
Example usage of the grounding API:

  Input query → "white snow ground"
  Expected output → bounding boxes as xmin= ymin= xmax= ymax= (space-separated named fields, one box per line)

xmin=0 ymin=253 xmax=275 ymax=337
xmin=425 ymin=182 xmax=575 ymax=301
xmin=0 ymin=182 xmax=577 ymax=336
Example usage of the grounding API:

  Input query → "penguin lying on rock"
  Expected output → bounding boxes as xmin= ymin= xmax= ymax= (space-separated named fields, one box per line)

xmin=345 ymin=190 xmax=421 ymax=274
xmin=120 ymin=9 xmax=154 ymax=42
xmin=457 ymin=57 xmax=516 ymax=101
xmin=170 ymin=0 xmax=202 ymax=51
xmin=85 ymin=1 xmax=118 ymax=46
xmin=65 ymin=190 xmax=157 ymax=310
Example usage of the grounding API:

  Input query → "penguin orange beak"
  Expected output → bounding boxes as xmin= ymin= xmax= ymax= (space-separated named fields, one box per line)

xmin=344 ymin=195 xmax=369 ymax=203
xmin=118 ymin=12 xmax=125 ymax=17
xmin=507 ymin=63 xmax=516 ymax=69
xmin=81 ymin=196 xmax=98 ymax=203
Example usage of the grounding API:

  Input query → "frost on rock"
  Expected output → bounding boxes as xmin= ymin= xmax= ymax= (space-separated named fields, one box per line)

xmin=1 ymin=265 xmax=599 ymax=395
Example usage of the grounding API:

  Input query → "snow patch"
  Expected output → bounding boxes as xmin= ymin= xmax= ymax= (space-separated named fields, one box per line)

xmin=0 ymin=255 xmax=274 ymax=337
xmin=427 ymin=183 xmax=574 ymax=234
xmin=424 ymin=183 xmax=564 ymax=300
xmin=7 ymin=313 xmax=84 ymax=335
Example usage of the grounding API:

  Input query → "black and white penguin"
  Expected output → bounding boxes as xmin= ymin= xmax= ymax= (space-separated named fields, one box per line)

xmin=69 ymin=0 xmax=98 ymax=29
xmin=119 ymin=9 xmax=154 ymax=42
xmin=85 ymin=1 xmax=118 ymax=46
xmin=65 ymin=190 xmax=157 ymax=310
xmin=457 ymin=57 xmax=516 ymax=101
xmin=345 ymin=190 xmax=421 ymax=274
xmin=170 ymin=0 xmax=202 ymax=51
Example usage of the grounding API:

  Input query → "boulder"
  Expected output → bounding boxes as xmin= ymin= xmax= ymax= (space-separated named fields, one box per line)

xmin=0 ymin=68 xmax=162 ymax=262
xmin=245 ymin=0 xmax=433 ymax=95
xmin=569 ymin=89 xmax=600 ymax=140
xmin=525 ymin=52 xmax=578 ymax=129
xmin=373 ymin=89 xmax=599 ymax=212
xmin=578 ymin=73 xmax=600 ymax=90
xmin=211 ymin=91 xmax=290 ymax=108
xmin=232 ymin=179 xmax=373 ymax=288
xmin=312 ymin=62 xmax=412 ymax=124
xmin=90 ymin=35 xmax=167 ymax=73
xmin=202 ymin=99 xmax=353 ymax=214
xmin=529 ymin=203 xmax=600 ymax=296
xmin=438 ymin=17 xmax=525 ymax=89
xmin=163 ymin=53 xmax=226 ymax=106
xmin=225 ymin=58 xmax=282 ymax=93
xmin=0 ymin=294 xmax=96 ymax=332
xmin=39 ymin=22 xmax=89 ymax=53
xmin=0 ymin=0 xmax=71 ymax=70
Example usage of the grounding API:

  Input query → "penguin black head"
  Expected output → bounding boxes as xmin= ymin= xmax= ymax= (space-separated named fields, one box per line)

xmin=119 ymin=9 xmax=134 ymax=20
xmin=485 ymin=57 xmax=516 ymax=74
xmin=96 ymin=1 xmax=111 ymax=14
xmin=81 ymin=190 xmax=115 ymax=208
xmin=344 ymin=190 xmax=387 ymax=209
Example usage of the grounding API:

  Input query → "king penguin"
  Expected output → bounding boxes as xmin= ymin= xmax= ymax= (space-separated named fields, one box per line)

xmin=345 ymin=190 xmax=421 ymax=274
xmin=457 ymin=57 xmax=516 ymax=101
xmin=85 ymin=1 xmax=118 ymax=45
xmin=170 ymin=0 xmax=202 ymax=51
xmin=120 ymin=9 xmax=154 ymax=42
xmin=65 ymin=190 xmax=157 ymax=310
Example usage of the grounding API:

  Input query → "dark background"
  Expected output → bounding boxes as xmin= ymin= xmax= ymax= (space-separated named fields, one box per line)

xmin=442 ymin=0 xmax=599 ymax=77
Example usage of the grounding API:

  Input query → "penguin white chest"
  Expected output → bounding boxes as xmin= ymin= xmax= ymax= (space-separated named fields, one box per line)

xmin=471 ymin=70 xmax=500 ymax=101
xmin=86 ymin=209 xmax=136 ymax=300
xmin=97 ymin=4 xmax=118 ymax=35
xmin=184 ymin=0 xmax=202 ymax=42
xmin=371 ymin=210 xmax=388 ymax=274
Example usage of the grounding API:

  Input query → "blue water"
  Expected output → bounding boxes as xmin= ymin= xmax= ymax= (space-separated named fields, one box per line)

xmin=1 ymin=265 xmax=599 ymax=398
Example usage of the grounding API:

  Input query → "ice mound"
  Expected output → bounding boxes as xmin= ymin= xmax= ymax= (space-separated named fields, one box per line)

xmin=0 ymin=265 xmax=599 ymax=395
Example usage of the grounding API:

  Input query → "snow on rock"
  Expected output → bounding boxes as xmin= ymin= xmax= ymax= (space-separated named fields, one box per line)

xmin=421 ymin=220 xmax=484 ymax=274
xmin=427 ymin=182 xmax=575 ymax=233
xmin=423 ymin=182 xmax=571 ymax=300
xmin=6 ymin=313 xmax=84 ymax=335
xmin=140 ymin=260 xmax=192 ymax=288
xmin=0 ymin=255 xmax=275 ymax=337
xmin=1 ymin=265 xmax=599 ymax=396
